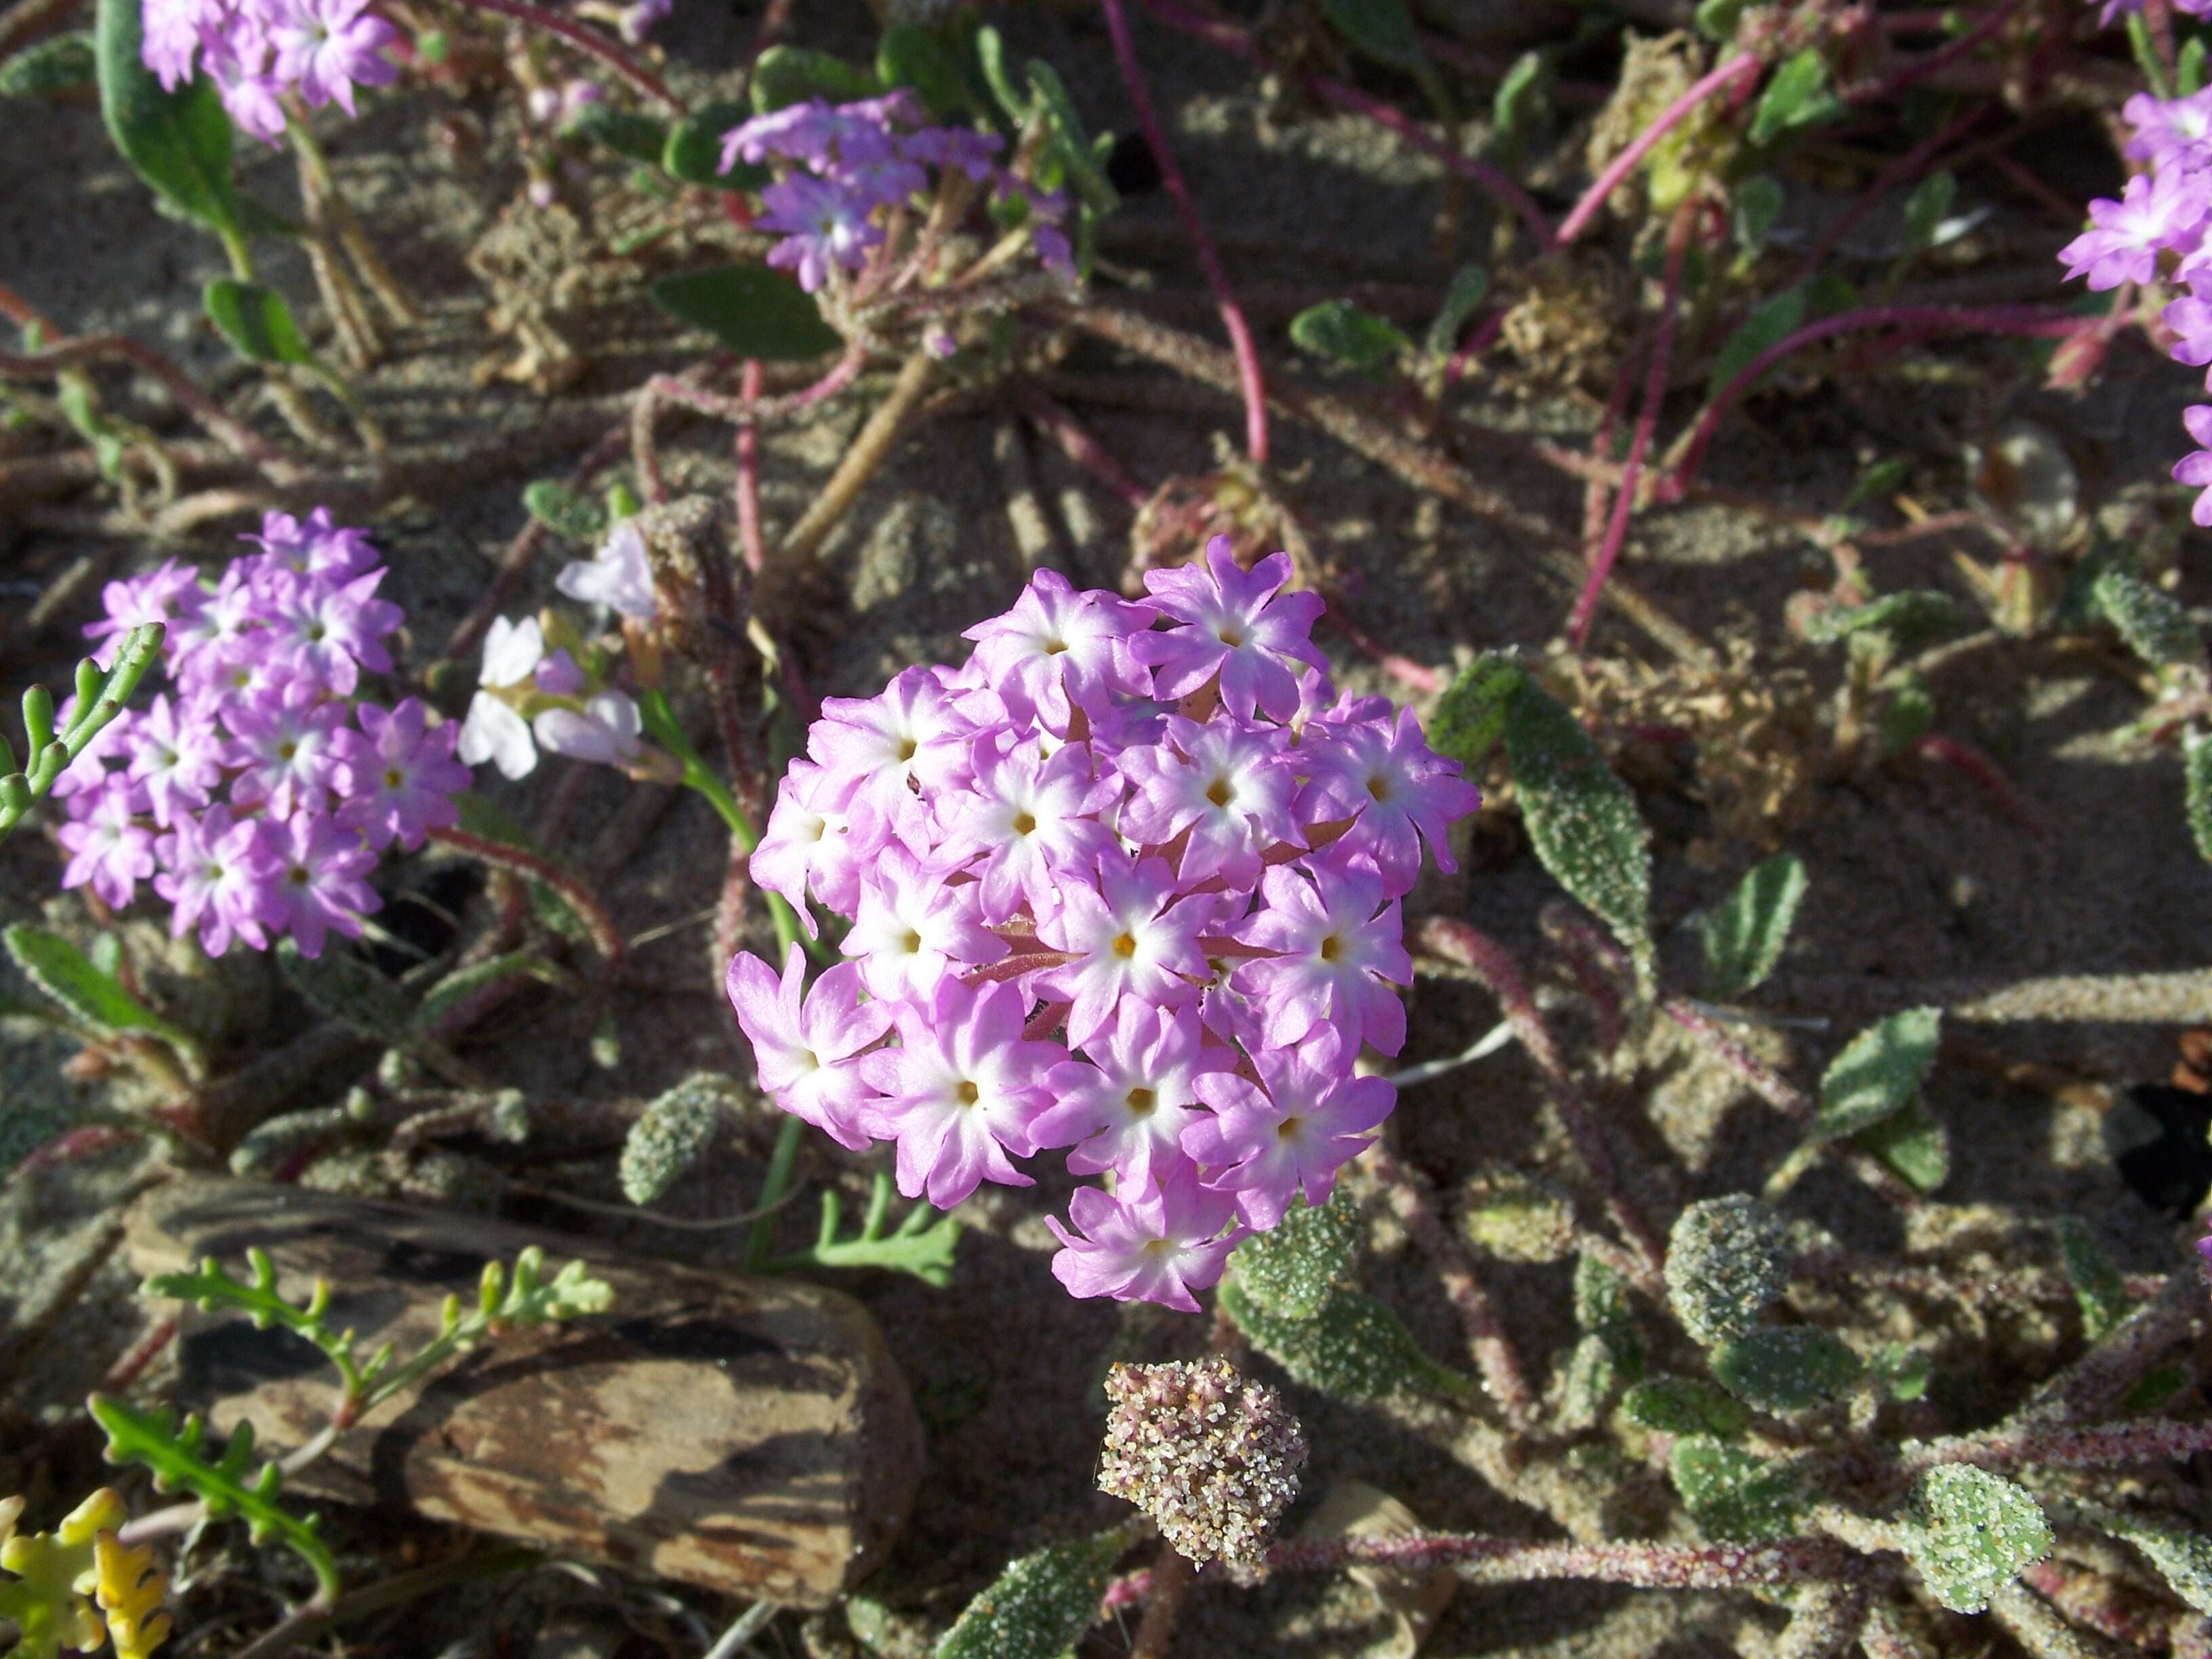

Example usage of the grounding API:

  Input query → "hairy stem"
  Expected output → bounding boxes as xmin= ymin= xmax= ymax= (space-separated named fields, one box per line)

xmin=1555 ymin=53 xmax=1758 ymax=245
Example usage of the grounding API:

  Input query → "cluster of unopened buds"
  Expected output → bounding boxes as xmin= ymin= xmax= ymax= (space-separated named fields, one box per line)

xmin=2057 ymin=70 xmax=2212 ymax=520
xmin=142 ymin=0 xmax=397 ymax=142
xmin=55 ymin=510 xmax=470 ymax=958
xmin=718 ymin=89 xmax=1076 ymax=294
xmin=726 ymin=538 xmax=1479 ymax=1309
xmin=460 ymin=520 xmax=675 ymax=781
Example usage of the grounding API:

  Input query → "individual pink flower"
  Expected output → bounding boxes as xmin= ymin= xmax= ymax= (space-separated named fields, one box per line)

xmin=857 ymin=977 xmax=1066 ymax=1207
xmin=58 ymin=775 xmax=156 ymax=909
xmin=244 ymin=507 xmax=380 ymax=579
xmin=222 ymin=681 xmax=345 ymax=818
xmin=807 ymin=666 xmax=978 ymax=840
xmin=747 ymin=760 xmax=876 ymax=935
xmin=726 ymin=947 xmax=893 ymax=1151
xmin=155 ymin=804 xmax=277 ymax=956
xmin=2058 ymin=168 xmax=2212 ymax=291
xmin=935 ymin=740 xmax=1119 ymax=924
xmin=1185 ymin=1036 xmax=1395 ymax=1229
xmin=332 ymin=699 xmax=469 ymax=850
xmin=266 ymin=810 xmax=380 ymax=958
xmin=533 ymin=691 xmax=644 ymax=769
xmin=960 ymin=569 xmax=1155 ymax=729
xmin=2124 ymin=88 xmax=2212 ymax=169
xmin=269 ymin=0 xmax=398 ymax=114
xmin=1035 ymin=851 xmax=1218 ymax=1050
xmin=127 ymin=693 xmax=226 ymax=829
xmin=842 ymin=846 xmax=1008 ymax=1002
xmin=84 ymin=559 xmax=203 ymax=667
xmin=1044 ymin=1162 xmax=1246 ymax=1311
xmin=2174 ymin=406 xmax=2212 ymax=527
xmin=1030 ymin=1002 xmax=1229 ymax=1187
xmin=1134 ymin=537 xmax=1330 ymax=721
xmin=1230 ymin=857 xmax=1412 ymax=1056
xmin=260 ymin=566 xmax=401 ymax=696
xmin=1296 ymin=704 xmax=1481 ymax=893
xmin=758 ymin=173 xmax=881 ymax=292
xmin=1118 ymin=716 xmax=1299 ymax=890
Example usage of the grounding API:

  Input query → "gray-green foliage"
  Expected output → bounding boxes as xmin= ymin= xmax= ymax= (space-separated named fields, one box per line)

xmin=4 ymin=922 xmax=206 ymax=1078
xmin=1668 ymin=1437 xmax=1807 ymax=1542
xmin=933 ymin=1526 xmax=1127 ymax=1659
xmin=1902 ymin=1465 xmax=2053 ymax=1614
xmin=1228 ymin=1186 xmax=1360 ymax=1319
xmin=1851 ymin=1098 xmax=1949 ymax=1193
xmin=1698 ymin=853 xmax=1807 ymax=998
xmin=1220 ymin=1277 xmax=1471 ymax=1404
xmin=1288 ymin=300 xmax=1411 ymax=377
xmin=1432 ymin=654 xmax=1654 ymax=983
xmin=1710 ymin=1327 xmax=1862 ymax=1412
xmin=523 ymin=479 xmax=610 ymax=542
xmin=0 ymin=30 xmax=94 ymax=96
xmin=1665 ymin=1195 xmax=1792 ymax=1346
xmin=2186 ymin=735 xmax=2212 ymax=864
xmin=1798 ymin=590 xmax=1959 ymax=650
xmin=1813 ymin=1007 xmax=1941 ymax=1140
xmin=620 ymin=1073 xmax=743 ymax=1204
xmin=2092 ymin=568 xmax=2204 ymax=676
xmin=2083 ymin=1507 xmax=2212 ymax=1615
xmin=2052 ymin=1216 xmax=2129 ymax=1340
xmin=1622 ymin=1376 xmax=1750 ymax=1437
xmin=1574 ymin=1252 xmax=1642 ymax=1380
xmin=1459 ymin=1166 xmax=1577 ymax=1263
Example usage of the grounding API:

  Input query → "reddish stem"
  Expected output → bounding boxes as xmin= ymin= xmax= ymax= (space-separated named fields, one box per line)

xmin=1556 ymin=53 xmax=1759 ymax=245
xmin=1017 ymin=387 xmax=1150 ymax=508
xmin=1842 ymin=0 xmax=2025 ymax=104
xmin=426 ymin=826 xmax=625 ymax=966
xmin=1143 ymin=0 xmax=1555 ymax=250
xmin=1660 ymin=306 xmax=2086 ymax=501
xmin=444 ymin=0 xmax=680 ymax=109
xmin=1570 ymin=201 xmax=1698 ymax=647
xmin=1908 ymin=733 xmax=2041 ymax=833
xmin=736 ymin=358 xmax=765 ymax=573
xmin=0 ymin=335 xmax=295 ymax=476
xmin=1265 ymin=1532 xmax=1852 ymax=1584
xmin=1101 ymin=0 xmax=1270 ymax=465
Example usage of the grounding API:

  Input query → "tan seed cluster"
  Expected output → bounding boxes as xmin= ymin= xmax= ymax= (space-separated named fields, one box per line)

xmin=1097 ymin=1358 xmax=1307 ymax=1567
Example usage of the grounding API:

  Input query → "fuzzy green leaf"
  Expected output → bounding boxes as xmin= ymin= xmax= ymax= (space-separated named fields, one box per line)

xmin=2188 ymin=735 xmax=2212 ymax=864
xmin=1814 ymin=1007 xmax=1942 ymax=1140
xmin=203 ymin=279 xmax=314 ymax=365
xmin=2184 ymin=34 xmax=2211 ymax=94
xmin=1904 ymin=1465 xmax=2053 ymax=1614
xmin=1425 ymin=264 xmax=1490 ymax=360
xmin=1221 ymin=1279 xmax=1471 ymax=1404
xmin=1290 ymin=299 xmax=1412 ymax=377
xmin=1851 ymin=1097 xmax=1949 ymax=1193
xmin=413 ymin=950 xmax=570 ymax=1031
xmin=0 ymin=30 xmax=95 ymax=96
xmin=1670 ymin=1437 xmax=1807 ymax=1542
xmin=96 ymin=0 xmax=245 ymax=241
xmin=1574 ymin=1252 xmax=1643 ymax=1380
xmin=1711 ymin=1326 xmax=1863 ymax=1411
xmin=1622 ymin=1376 xmax=1751 ymax=1437
xmin=1799 ymin=590 xmax=1959 ymax=647
xmin=619 ymin=1072 xmax=741 ymax=1204
xmin=2122 ymin=1360 xmax=2192 ymax=1412
xmin=1708 ymin=285 xmax=1805 ymax=400
xmin=1732 ymin=173 xmax=1784 ymax=253
xmin=1321 ymin=0 xmax=1425 ymax=70
xmin=1697 ymin=0 xmax=1748 ymax=40
xmin=3 ymin=923 xmax=206 ymax=1076
xmin=1490 ymin=49 xmax=1550 ymax=157
xmin=1699 ymin=852 xmax=1807 ymax=998
xmin=1229 ymin=1185 xmax=1360 ymax=1319
xmin=89 ymin=1395 xmax=341 ymax=1600
xmin=748 ymin=45 xmax=878 ymax=114
xmin=1749 ymin=49 xmax=1838 ymax=147
xmin=522 ymin=478 xmax=608 ymax=542
xmin=1429 ymin=653 xmax=1525 ymax=771
xmin=275 ymin=938 xmax=418 ymax=1046
xmin=935 ymin=1526 xmax=1126 ymax=1659
xmin=1666 ymin=1193 xmax=1792 ymax=1347
xmin=1899 ymin=169 xmax=1957 ymax=257
xmin=877 ymin=22 xmax=972 ymax=119
xmin=2093 ymin=569 xmax=2205 ymax=674
xmin=1022 ymin=60 xmax=1118 ymax=216
xmin=649 ymin=265 xmax=843 ymax=361
xmin=1877 ymin=678 xmax=1936 ymax=757
xmin=562 ymin=102 xmax=668 ymax=165
xmin=2052 ymin=1216 xmax=2129 ymax=1340
xmin=2087 ymin=1509 xmax=2212 ymax=1614
xmin=663 ymin=100 xmax=769 ymax=190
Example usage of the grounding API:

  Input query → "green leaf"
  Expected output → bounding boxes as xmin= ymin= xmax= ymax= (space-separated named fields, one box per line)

xmin=1799 ymin=590 xmax=1961 ymax=649
xmin=523 ymin=478 xmax=607 ymax=541
xmin=1429 ymin=653 xmax=1524 ymax=771
xmin=1708 ymin=285 xmax=1805 ymax=400
xmin=1487 ymin=657 xmax=1654 ymax=981
xmin=1228 ymin=1185 xmax=1360 ymax=1320
xmin=1574 ymin=1252 xmax=1643 ymax=1380
xmin=748 ymin=45 xmax=878 ymax=115
xmin=1851 ymin=1097 xmax=1949 ymax=1193
xmin=1622 ymin=1376 xmax=1751 ymax=1437
xmin=2 ymin=922 xmax=206 ymax=1076
xmin=275 ymin=938 xmax=418 ymax=1046
xmin=775 ymin=1171 xmax=962 ymax=1286
xmin=878 ymin=21 xmax=972 ymax=119
xmin=413 ymin=949 xmax=570 ymax=1031
xmin=96 ymin=0 xmax=245 ymax=242
xmin=1023 ymin=59 xmax=1117 ymax=215
xmin=1875 ymin=1343 xmax=1932 ymax=1401
xmin=1845 ymin=457 xmax=1909 ymax=510
xmin=1903 ymin=1465 xmax=2053 ymax=1614
xmin=1732 ymin=174 xmax=1784 ymax=255
xmin=663 ymin=100 xmax=769 ymax=190
xmin=1696 ymin=0 xmax=1749 ymax=40
xmin=1221 ymin=1279 xmax=1471 ymax=1404
xmin=2183 ymin=34 xmax=2209 ymax=94
xmin=649 ymin=265 xmax=843 ymax=361
xmin=0 ymin=30 xmax=96 ymax=97
xmin=1666 ymin=1194 xmax=1793 ymax=1347
xmin=88 ymin=1395 xmax=341 ymax=1601
xmin=2188 ymin=735 xmax=2212 ymax=864
xmin=1322 ymin=0 xmax=1426 ymax=70
xmin=203 ymin=279 xmax=314 ymax=365
xmin=563 ymin=102 xmax=669 ymax=166
xmin=1425 ymin=264 xmax=1490 ymax=361
xmin=144 ymin=1247 xmax=360 ymax=1383
xmin=2052 ymin=1216 xmax=2129 ymax=1340
xmin=2094 ymin=1512 xmax=2212 ymax=1615
xmin=934 ymin=1527 xmax=1127 ymax=1659
xmin=1711 ymin=1326 xmax=1863 ymax=1411
xmin=1814 ymin=1007 xmax=1942 ymax=1141
xmin=619 ymin=1072 xmax=740 ymax=1204
xmin=1699 ymin=852 xmax=1807 ymax=999
xmin=1490 ymin=50 xmax=1549 ymax=159
xmin=1899 ymin=169 xmax=1957 ymax=257
xmin=1877 ymin=679 xmax=1935 ymax=758
xmin=1749 ymin=49 xmax=1839 ymax=148
xmin=2124 ymin=1359 xmax=2193 ymax=1412
xmin=2092 ymin=569 xmax=2205 ymax=674
xmin=1669 ymin=1437 xmax=1807 ymax=1542
xmin=1288 ymin=300 xmax=1412 ymax=377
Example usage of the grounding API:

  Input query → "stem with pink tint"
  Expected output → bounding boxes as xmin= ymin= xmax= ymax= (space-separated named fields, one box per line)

xmin=1570 ymin=201 xmax=1697 ymax=647
xmin=1266 ymin=1532 xmax=1852 ymax=1584
xmin=1143 ymin=0 xmax=1555 ymax=250
xmin=736 ymin=358 xmax=765 ymax=573
xmin=1017 ymin=387 xmax=1150 ymax=508
xmin=1842 ymin=0 xmax=2025 ymax=104
xmin=1555 ymin=52 xmax=1758 ymax=245
xmin=1101 ymin=0 xmax=1270 ymax=465
xmin=445 ymin=0 xmax=680 ymax=109
xmin=1659 ymin=306 xmax=2086 ymax=501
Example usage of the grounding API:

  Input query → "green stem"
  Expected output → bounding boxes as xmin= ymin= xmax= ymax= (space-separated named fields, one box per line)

xmin=747 ymin=1115 xmax=805 ymax=1271
xmin=218 ymin=225 xmax=255 ymax=281
xmin=2128 ymin=12 xmax=2177 ymax=98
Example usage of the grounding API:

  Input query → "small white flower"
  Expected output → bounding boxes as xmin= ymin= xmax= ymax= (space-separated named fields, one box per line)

xmin=534 ymin=689 xmax=643 ymax=767
xmin=555 ymin=524 xmax=658 ymax=620
xmin=459 ymin=693 xmax=536 ymax=779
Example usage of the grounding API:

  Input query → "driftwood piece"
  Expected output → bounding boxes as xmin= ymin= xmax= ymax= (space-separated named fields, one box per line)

xmin=125 ymin=1176 xmax=922 ymax=1607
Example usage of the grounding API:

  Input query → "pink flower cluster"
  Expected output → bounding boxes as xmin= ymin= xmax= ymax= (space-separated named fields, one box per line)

xmin=56 ymin=510 xmax=470 ymax=958
xmin=142 ymin=0 xmax=396 ymax=143
xmin=2058 ymin=85 xmax=2212 ymax=523
xmin=724 ymin=539 xmax=1479 ymax=1310
xmin=718 ymin=91 xmax=1075 ymax=293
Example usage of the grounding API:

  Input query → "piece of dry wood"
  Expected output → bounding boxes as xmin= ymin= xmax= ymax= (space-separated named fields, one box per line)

xmin=125 ymin=1176 xmax=922 ymax=1607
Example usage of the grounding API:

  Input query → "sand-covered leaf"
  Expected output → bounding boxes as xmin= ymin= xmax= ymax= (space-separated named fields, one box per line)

xmin=1904 ymin=1465 xmax=2052 ymax=1614
xmin=1666 ymin=1194 xmax=1791 ymax=1347
xmin=1814 ymin=1007 xmax=1941 ymax=1140
xmin=1623 ymin=1376 xmax=1750 ymax=1437
xmin=1222 ymin=1281 xmax=1471 ymax=1404
xmin=1711 ymin=1327 xmax=1862 ymax=1412
xmin=1670 ymin=1437 xmax=1807 ymax=1542
xmin=1699 ymin=852 xmax=1807 ymax=998
xmin=1229 ymin=1185 xmax=1359 ymax=1319
xmin=935 ymin=1527 xmax=1126 ymax=1659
